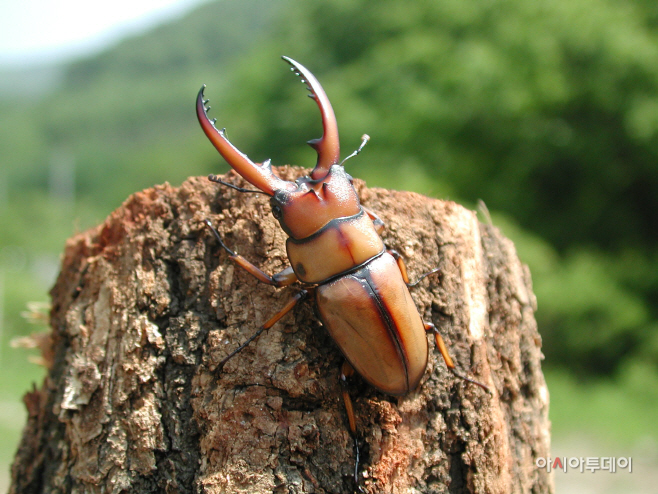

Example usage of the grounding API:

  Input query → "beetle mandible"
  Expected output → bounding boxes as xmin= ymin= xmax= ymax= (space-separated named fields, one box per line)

xmin=197 ymin=56 xmax=488 ymax=486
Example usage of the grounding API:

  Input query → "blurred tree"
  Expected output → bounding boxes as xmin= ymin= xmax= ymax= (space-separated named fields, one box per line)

xmin=2 ymin=0 xmax=658 ymax=379
xmin=218 ymin=0 xmax=658 ymax=376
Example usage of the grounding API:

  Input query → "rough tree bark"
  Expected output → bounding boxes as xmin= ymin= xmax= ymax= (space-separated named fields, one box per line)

xmin=10 ymin=167 xmax=552 ymax=494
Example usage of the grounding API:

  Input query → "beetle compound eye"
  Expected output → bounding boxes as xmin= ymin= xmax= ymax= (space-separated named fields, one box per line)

xmin=272 ymin=205 xmax=283 ymax=220
xmin=273 ymin=190 xmax=288 ymax=203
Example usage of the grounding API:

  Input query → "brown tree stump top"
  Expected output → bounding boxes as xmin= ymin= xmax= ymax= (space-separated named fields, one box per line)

xmin=10 ymin=167 xmax=551 ymax=494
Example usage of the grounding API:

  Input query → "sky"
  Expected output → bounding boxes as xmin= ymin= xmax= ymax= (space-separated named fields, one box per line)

xmin=0 ymin=0 xmax=210 ymax=67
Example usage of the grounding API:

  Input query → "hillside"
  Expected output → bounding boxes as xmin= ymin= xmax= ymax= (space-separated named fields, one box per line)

xmin=2 ymin=3 xmax=658 ymax=482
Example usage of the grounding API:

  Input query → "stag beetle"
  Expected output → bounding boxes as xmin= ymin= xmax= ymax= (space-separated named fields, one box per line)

xmin=197 ymin=56 xmax=488 ymax=488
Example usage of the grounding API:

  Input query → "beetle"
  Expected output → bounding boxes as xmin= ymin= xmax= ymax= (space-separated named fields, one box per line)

xmin=197 ymin=56 xmax=488 ymax=487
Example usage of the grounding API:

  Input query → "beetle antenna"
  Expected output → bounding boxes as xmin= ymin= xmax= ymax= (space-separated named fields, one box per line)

xmin=208 ymin=175 xmax=270 ymax=196
xmin=338 ymin=134 xmax=370 ymax=167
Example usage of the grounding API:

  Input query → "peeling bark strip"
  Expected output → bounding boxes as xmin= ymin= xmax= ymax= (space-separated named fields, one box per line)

xmin=10 ymin=167 xmax=552 ymax=494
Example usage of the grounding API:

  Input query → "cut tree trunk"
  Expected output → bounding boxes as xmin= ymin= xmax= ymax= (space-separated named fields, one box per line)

xmin=10 ymin=167 xmax=552 ymax=494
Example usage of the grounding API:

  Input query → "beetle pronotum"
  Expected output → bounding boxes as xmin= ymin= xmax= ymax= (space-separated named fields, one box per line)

xmin=197 ymin=56 xmax=488 ymax=488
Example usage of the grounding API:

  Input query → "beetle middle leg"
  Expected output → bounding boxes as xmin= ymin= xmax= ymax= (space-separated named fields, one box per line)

xmin=217 ymin=289 xmax=307 ymax=369
xmin=205 ymin=219 xmax=303 ymax=367
xmin=364 ymin=208 xmax=437 ymax=283
xmin=363 ymin=206 xmax=441 ymax=287
xmin=425 ymin=322 xmax=489 ymax=392
xmin=363 ymin=207 xmax=440 ymax=286
xmin=387 ymin=249 xmax=440 ymax=287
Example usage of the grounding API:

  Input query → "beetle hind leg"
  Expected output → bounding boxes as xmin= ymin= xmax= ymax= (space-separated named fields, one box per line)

xmin=340 ymin=361 xmax=365 ymax=492
xmin=425 ymin=322 xmax=490 ymax=392
xmin=366 ymin=210 xmax=441 ymax=286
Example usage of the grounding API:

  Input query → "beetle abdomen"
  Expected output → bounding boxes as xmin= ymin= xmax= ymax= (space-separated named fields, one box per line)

xmin=286 ymin=209 xmax=384 ymax=283
xmin=315 ymin=253 xmax=428 ymax=395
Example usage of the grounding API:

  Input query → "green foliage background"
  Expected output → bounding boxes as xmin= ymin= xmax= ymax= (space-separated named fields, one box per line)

xmin=2 ymin=0 xmax=657 ymax=484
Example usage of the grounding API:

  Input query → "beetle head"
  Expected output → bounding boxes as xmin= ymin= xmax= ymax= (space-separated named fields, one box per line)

xmin=197 ymin=57 xmax=362 ymax=239
xmin=268 ymin=164 xmax=360 ymax=239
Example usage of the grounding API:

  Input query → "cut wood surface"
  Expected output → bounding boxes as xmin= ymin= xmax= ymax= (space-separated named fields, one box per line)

xmin=10 ymin=167 xmax=552 ymax=494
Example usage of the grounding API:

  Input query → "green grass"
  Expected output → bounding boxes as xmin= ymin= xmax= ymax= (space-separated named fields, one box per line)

xmin=0 ymin=359 xmax=45 ymax=492
xmin=546 ymin=364 xmax=658 ymax=448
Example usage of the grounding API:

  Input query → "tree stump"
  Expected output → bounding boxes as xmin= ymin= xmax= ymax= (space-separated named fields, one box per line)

xmin=9 ymin=167 xmax=552 ymax=494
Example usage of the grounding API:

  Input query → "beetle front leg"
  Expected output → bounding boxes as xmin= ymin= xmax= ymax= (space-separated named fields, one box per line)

xmin=425 ymin=322 xmax=490 ymax=392
xmin=204 ymin=219 xmax=298 ymax=287
xmin=339 ymin=361 xmax=364 ymax=492
xmin=362 ymin=206 xmax=385 ymax=235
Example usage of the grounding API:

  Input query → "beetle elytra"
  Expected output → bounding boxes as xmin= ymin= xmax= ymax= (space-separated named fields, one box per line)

xmin=197 ymin=56 xmax=488 ymax=488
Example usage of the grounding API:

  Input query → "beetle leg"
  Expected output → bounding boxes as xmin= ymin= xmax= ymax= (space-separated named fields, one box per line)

xmin=340 ymin=361 xmax=358 ymax=435
xmin=362 ymin=206 xmax=385 ymax=235
xmin=340 ymin=361 xmax=363 ymax=491
xmin=425 ymin=322 xmax=490 ymax=392
xmin=218 ymin=290 xmax=307 ymax=369
xmin=204 ymin=219 xmax=298 ymax=287
xmin=406 ymin=267 xmax=440 ymax=288
xmin=387 ymin=249 xmax=440 ymax=287
xmin=388 ymin=249 xmax=410 ymax=283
